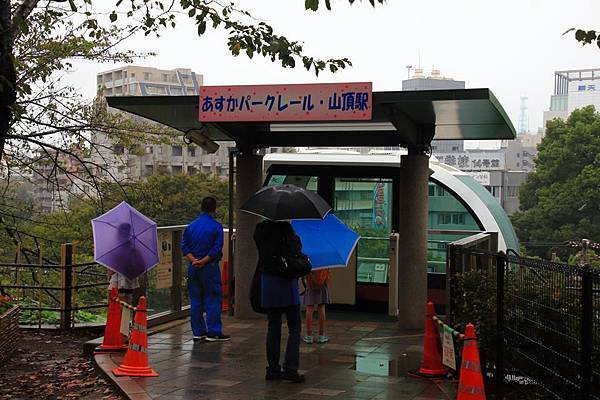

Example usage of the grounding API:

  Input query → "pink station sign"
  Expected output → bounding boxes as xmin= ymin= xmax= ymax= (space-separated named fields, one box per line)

xmin=198 ymin=82 xmax=372 ymax=122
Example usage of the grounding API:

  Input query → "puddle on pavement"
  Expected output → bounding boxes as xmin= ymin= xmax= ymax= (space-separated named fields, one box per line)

xmin=351 ymin=352 xmax=420 ymax=377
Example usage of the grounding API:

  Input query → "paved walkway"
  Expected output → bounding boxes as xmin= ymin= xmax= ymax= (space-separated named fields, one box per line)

xmin=95 ymin=313 xmax=457 ymax=400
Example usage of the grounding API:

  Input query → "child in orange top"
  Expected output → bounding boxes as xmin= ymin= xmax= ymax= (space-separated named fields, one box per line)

xmin=302 ymin=269 xmax=333 ymax=344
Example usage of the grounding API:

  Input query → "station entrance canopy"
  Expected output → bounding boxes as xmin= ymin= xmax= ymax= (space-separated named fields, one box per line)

xmin=105 ymin=83 xmax=515 ymax=325
xmin=106 ymin=86 xmax=516 ymax=150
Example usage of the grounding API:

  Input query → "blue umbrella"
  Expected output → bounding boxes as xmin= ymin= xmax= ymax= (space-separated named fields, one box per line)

xmin=291 ymin=213 xmax=360 ymax=270
xmin=91 ymin=202 xmax=159 ymax=280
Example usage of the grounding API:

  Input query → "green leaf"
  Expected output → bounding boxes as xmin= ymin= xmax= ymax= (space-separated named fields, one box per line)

xmin=116 ymin=0 xmax=124 ymax=5
xmin=188 ymin=8 xmax=196 ymax=17
xmin=325 ymin=0 xmax=331 ymax=10
xmin=585 ymin=30 xmax=597 ymax=44
xmin=197 ymin=21 xmax=206 ymax=35
xmin=575 ymin=29 xmax=587 ymax=42
xmin=109 ymin=12 xmax=118 ymax=22
xmin=562 ymin=28 xmax=575 ymax=36
xmin=305 ymin=0 xmax=319 ymax=11
xmin=68 ymin=0 xmax=77 ymax=12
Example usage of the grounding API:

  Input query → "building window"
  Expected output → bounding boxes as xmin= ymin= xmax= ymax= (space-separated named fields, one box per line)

xmin=507 ymin=186 xmax=519 ymax=197
xmin=428 ymin=185 xmax=435 ymax=196
xmin=172 ymin=165 xmax=183 ymax=174
xmin=452 ymin=214 xmax=465 ymax=225
xmin=145 ymin=146 xmax=153 ymax=154
xmin=144 ymin=72 xmax=151 ymax=81
xmin=438 ymin=213 xmax=452 ymax=225
xmin=438 ymin=212 xmax=466 ymax=225
xmin=162 ymin=74 xmax=169 ymax=82
xmin=517 ymin=153 xmax=520 ymax=158
xmin=436 ymin=186 xmax=446 ymax=197
xmin=188 ymin=166 xmax=197 ymax=175
xmin=144 ymin=165 xmax=154 ymax=176
xmin=188 ymin=147 xmax=196 ymax=157
xmin=172 ymin=146 xmax=182 ymax=156
xmin=452 ymin=146 xmax=459 ymax=151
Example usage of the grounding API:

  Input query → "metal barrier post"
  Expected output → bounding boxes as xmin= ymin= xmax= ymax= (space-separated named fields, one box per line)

xmin=60 ymin=243 xmax=74 ymax=330
xmin=171 ymin=230 xmax=183 ymax=312
xmin=496 ymin=251 xmax=506 ymax=399
xmin=581 ymin=265 xmax=593 ymax=399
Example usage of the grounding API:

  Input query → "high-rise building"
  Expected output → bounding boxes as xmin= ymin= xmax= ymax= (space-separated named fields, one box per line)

xmin=402 ymin=68 xmax=466 ymax=153
xmin=92 ymin=65 xmax=233 ymax=182
xmin=543 ymin=68 xmax=600 ymax=131
xmin=96 ymin=66 xmax=202 ymax=96
xmin=30 ymin=66 xmax=233 ymax=212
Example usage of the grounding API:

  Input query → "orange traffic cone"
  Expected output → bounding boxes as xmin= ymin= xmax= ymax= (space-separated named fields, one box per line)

xmin=417 ymin=301 xmax=448 ymax=377
xmin=96 ymin=288 xmax=127 ymax=352
xmin=457 ymin=323 xmax=486 ymax=400
xmin=112 ymin=297 xmax=159 ymax=377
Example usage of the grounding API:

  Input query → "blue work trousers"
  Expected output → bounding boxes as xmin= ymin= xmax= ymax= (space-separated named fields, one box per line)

xmin=187 ymin=263 xmax=223 ymax=336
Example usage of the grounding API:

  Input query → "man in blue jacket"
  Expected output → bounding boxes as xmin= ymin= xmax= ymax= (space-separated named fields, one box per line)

xmin=182 ymin=197 xmax=230 ymax=342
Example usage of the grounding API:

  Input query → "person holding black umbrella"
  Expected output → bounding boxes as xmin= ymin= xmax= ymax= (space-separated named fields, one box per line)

xmin=242 ymin=184 xmax=331 ymax=384
xmin=254 ymin=220 xmax=305 ymax=383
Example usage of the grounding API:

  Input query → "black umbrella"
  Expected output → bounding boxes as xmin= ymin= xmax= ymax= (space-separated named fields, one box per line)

xmin=240 ymin=184 xmax=331 ymax=221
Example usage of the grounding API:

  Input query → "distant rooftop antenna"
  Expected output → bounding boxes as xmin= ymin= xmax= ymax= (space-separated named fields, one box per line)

xmin=406 ymin=65 xmax=413 ymax=79
xmin=518 ymin=96 xmax=529 ymax=134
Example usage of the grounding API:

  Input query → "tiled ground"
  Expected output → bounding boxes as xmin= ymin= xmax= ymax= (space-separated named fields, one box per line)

xmin=98 ymin=313 xmax=457 ymax=400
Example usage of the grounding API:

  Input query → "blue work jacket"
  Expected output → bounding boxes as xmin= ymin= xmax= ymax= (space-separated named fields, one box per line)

xmin=181 ymin=213 xmax=224 ymax=263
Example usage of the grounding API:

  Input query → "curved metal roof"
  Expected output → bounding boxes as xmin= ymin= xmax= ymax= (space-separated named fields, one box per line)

xmin=263 ymin=152 xmax=519 ymax=251
xmin=106 ymin=88 xmax=515 ymax=149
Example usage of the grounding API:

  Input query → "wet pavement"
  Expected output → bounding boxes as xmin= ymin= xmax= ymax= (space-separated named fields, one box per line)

xmin=97 ymin=313 xmax=457 ymax=399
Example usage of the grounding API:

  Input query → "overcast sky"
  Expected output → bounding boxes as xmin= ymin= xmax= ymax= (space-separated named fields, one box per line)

xmin=67 ymin=0 xmax=600 ymax=147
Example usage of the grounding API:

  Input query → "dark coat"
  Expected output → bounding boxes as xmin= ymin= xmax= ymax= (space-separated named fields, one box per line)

xmin=254 ymin=221 xmax=301 ymax=308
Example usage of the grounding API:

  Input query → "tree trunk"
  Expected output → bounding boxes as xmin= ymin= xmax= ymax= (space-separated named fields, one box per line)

xmin=0 ymin=0 xmax=16 ymax=163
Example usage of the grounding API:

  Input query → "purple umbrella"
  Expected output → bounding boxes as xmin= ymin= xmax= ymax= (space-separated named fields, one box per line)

xmin=91 ymin=201 xmax=159 ymax=280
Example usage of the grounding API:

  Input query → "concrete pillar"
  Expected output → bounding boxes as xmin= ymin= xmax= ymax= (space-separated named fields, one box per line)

xmin=397 ymin=154 xmax=429 ymax=330
xmin=233 ymin=151 xmax=263 ymax=319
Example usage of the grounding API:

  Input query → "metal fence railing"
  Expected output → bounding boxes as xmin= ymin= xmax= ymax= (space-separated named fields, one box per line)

xmin=447 ymin=239 xmax=600 ymax=400
xmin=0 ymin=243 xmax=108 ymax=329
xmin=0 ymin=225 xmax=235 ymax=329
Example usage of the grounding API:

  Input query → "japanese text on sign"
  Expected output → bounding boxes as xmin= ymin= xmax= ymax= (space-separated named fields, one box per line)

xmin=198 ymin=83 xmax=372 ymax=122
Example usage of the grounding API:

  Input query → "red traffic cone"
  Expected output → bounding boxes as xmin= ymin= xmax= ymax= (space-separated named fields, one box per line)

xmin=112 ymin=297 xmax=159 ymax=377
xmin=96 ymin=288 xmax=127 ymax=352
xmin=457 ymin=323 xmax=486 ymax=400
xmin=417 ymin=301 xmax=448 ymax=377
xmin=222 ymin=261 xmax=229 ymax=312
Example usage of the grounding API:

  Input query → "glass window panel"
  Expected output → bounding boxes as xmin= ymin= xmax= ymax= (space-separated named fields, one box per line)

xmin=428 ymin=180 xmax=481 ymax=273
xmin=267 ymin=175 xmax=317 ymax=192
xmin=334 ymin=178 xmax=393 ymax=284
